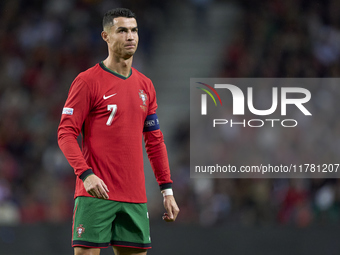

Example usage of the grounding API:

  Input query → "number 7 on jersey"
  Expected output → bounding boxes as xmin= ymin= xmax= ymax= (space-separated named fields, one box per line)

xmin=106 ymin=105 xmax=117 ymax=126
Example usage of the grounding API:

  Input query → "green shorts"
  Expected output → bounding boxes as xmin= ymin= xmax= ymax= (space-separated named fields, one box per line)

xmin=72 ymin=196 xmax=151 ymax=249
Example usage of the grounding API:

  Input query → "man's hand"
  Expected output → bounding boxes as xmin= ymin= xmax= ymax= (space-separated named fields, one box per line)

xmin=162 ymin=195 xmax=179 ymax=222
xmin=83 ymin=174 xmax=109 ymax=199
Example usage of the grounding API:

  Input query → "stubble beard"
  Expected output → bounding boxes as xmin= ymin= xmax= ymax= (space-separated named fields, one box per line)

xmin=113 ymin=46 xmax=137 ymax=60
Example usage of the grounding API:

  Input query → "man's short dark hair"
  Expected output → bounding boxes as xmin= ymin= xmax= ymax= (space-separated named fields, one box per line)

xmin=103 ymin=8 xmax=136 ymax=30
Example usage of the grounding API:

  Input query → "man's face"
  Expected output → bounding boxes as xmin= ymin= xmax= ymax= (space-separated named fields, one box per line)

xmin=104 ymin=17 xmax=139 ymax=59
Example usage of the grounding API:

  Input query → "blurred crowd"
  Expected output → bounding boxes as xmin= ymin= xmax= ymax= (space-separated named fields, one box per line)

xmin=1 ymin=0 xmax=340 ymax=228
xmin=171 ymin=0 xmax=340 ymax=227
xmin=221 ymin=0 xmax=340 ymax=78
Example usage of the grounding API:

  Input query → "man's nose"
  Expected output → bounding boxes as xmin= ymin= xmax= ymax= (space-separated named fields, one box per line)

xmin=127 ymin=31 xmax=133 ymax=40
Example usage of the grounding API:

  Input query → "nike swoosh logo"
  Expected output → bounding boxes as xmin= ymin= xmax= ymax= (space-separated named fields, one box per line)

xmin=103 ymin=93 xmax=117 ymax=100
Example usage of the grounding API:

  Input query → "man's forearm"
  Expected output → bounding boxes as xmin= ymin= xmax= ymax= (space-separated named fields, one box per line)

xmin=58 ymin=134 xmax=91 ymax=177
xmin=144 ymin=129 xmax=173 ymax=187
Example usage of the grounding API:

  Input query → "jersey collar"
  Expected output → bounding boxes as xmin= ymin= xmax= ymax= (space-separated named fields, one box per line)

xmin=100 ymin=61 xmax=132 ymax=80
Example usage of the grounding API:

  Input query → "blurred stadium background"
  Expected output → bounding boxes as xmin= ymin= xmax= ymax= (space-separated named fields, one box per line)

xmin=1 ymin=0 xmax=340 ymax=254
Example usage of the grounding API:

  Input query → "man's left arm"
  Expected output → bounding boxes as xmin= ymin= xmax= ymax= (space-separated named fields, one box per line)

xmin=143 ymin=123 xmax=180 ymax=222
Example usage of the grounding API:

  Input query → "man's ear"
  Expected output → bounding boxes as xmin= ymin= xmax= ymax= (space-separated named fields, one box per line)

xmin=101 ymin=30 xmax=109 ymax=43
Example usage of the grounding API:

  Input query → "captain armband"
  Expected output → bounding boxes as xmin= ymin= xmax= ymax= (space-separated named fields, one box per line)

xmin=143 ymin=113 xmax=160 ymax=132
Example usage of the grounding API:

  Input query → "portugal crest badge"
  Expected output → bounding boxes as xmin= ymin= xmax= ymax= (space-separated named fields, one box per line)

xmin=76 ymin=224 xmax=85 ymax=238
xmin=139 ymin=90 xmax=147 ymax=106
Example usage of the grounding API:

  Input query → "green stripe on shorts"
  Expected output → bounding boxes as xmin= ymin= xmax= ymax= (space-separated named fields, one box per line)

xmin=72 ymin=196 xmax=151 ymax=249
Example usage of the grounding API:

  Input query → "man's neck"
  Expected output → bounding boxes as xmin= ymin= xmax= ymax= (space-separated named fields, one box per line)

xmin=103 ymin=56 xmax=133 ymax=78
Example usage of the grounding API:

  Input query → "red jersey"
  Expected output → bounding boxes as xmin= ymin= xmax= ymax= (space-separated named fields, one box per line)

xmin=58 ymin=62 xmax=172 ymax=203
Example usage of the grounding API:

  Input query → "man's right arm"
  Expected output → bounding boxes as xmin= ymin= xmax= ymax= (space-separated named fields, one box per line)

xmin=57 ymin=77 xmax=109 ymax=199
xmin=57 ymin=77 xmax=92 ymax=177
